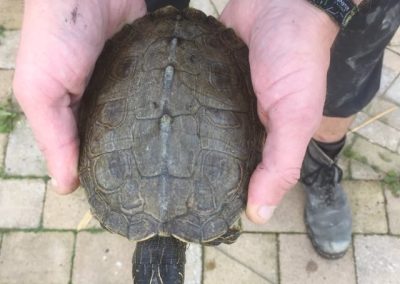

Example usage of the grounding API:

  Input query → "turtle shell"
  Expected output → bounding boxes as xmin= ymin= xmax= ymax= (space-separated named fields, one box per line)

xmin=78 ymin=7 xmax=263 ymax=243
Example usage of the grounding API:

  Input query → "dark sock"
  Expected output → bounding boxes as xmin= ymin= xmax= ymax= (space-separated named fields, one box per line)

xmin=314 ymin=136 xmax=346 ymax=160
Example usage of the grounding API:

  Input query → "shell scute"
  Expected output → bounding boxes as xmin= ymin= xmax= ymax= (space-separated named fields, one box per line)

xmin=79 ymin=8 xmax=263 ymax=242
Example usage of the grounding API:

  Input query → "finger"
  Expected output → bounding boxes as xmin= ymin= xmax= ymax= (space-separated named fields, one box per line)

xmin=246 ymin=99 xmax=322 ymax=224
xmin=13 ymin=69 xmax=80 ymax=194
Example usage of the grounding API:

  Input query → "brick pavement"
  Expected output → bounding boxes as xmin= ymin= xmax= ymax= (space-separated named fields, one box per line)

xmin=0 ymin=1 xmax=399 ymax=283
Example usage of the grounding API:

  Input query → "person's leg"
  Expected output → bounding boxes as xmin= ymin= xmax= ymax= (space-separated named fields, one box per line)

xmin=302 ymin=0 xmax=400 ymax=259
xmin=313 ymin=116 xmax=355 ymax=143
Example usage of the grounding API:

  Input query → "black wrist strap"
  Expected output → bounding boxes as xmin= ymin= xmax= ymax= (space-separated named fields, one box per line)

xmin=308 ymin=0 xmax=359 ymax=27
xmin=145 ymin=0 xmax=190 ymax=12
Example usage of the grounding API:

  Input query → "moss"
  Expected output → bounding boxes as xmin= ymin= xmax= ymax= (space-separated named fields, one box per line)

xmin=343 ymin=146 xmax=356 ymax=159
xmin=0 ymin=99 xmax=19 ymax=133
xmin=0 ymin=25 xmax=5 ymax=38
xmin=383 ymin=170 xmax=400 ymax=197
xmin=342 ymin=145 xmax=368 ymax=164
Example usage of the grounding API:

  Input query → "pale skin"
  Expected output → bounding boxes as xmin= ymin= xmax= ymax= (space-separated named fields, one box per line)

xmin=13 ymin=0 xmax=363 ymax=224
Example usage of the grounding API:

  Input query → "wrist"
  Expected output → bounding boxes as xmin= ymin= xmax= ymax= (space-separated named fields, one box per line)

xmin=306 ymin=0 xmax=362 ymax=27
xmin=221 ymin=0 xmax=340 ymax=47
xmin=256 ymin=0 xmax=340 ymax=48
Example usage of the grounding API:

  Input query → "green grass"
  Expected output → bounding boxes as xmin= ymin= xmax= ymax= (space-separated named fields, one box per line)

xmin=384 ymin=170 xmax=400 ymax=197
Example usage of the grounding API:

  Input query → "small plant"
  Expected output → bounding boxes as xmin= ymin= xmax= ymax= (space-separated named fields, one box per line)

xmin=0 ymin=100 xmax=18 ymax=133
xmin=384 ymin=170 xmax=400 ymax=197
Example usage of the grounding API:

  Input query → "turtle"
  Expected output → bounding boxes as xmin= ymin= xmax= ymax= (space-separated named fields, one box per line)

xmin=78 ymin=6 xmax=264 ymax=284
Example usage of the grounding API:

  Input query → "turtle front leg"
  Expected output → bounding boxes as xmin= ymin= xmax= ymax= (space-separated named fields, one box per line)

xmin=132 ymin=236 xmax=187 ymax=284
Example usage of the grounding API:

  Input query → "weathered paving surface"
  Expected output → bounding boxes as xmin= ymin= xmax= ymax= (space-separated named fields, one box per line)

xmin=0 ymin=0 xmax=399 ymax=283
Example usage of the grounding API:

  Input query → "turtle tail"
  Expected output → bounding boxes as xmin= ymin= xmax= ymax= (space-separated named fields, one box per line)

xmin=132 ymin=236 xmax=187 ymax=284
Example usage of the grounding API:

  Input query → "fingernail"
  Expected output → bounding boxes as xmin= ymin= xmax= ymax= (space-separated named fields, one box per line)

xmin=257 ymin=205 xmax=276 ymax=222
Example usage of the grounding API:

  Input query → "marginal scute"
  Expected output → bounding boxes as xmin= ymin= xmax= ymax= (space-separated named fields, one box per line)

xmin=171 ymin=214 xmax=202 ymax=242
xmin=219 ymin=28 xmax=246 ymax=50
xmin=128 ymin=214 xmax=158 ymax=241
xmin=78 ymin=7 xmax=263 ymax=243
xmin=102 ymin=211 xmax=129 ymax=236
xmin=202 ymin=217 xmax=228 ymax=241
xmin=89 ymin=196 xmax=109 ymax=223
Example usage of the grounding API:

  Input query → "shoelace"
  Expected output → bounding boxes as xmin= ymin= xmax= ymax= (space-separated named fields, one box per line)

xmin=301 ymin=155 xmax=343 ymax=205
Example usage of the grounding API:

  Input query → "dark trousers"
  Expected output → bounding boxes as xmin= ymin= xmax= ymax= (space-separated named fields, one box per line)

xmin=325 ymin=0 xmax=400 ymax=117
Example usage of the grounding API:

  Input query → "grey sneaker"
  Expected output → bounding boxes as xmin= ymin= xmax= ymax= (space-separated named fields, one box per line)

xmin=300 ymin=139 xmax=352 ymax=259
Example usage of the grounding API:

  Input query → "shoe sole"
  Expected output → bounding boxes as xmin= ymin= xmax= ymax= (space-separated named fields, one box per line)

xmin=304 ymin=212 xmax=349 ymax=260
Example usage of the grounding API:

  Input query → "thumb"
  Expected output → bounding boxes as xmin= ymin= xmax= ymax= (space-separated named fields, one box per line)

xmin=246 ymin=102 xmax=321 ymax=224
xmin=13 ymin=69 xmax=80 ymax=195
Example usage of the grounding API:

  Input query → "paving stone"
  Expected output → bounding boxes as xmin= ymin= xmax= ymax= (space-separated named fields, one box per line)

xmin=210 ymin=0 xmax=229 ymax=15
xmin=279 ymin=234 xmax=356 ymax=284
xmin=74 ymin=232 xmax=201 ymax=284
xmin=385 ymin=75 xmax=400 ymax=104
xmin=0 ymin=179 xmax=45 ymax=228
xmin=5 ymin=116 xmax=47 ymax=176
xmin=242 ymin=183 xmax=305 ymax=233
xmin=355 ymin=235 xmax=400 ymax=284
xmin=72 ymin=232 xmax=134 ymax=284
xmin=0 ymin=133 xmax=8 ymax=170
xmin=379 ymin=50 xmax=400 ymax=95
xmin=384 ymin=187 xmax=400 ymax=235
xmin=185 ymin=244 xmax=202 ymax=284
xmin=379 ymin=66 xmax=398 ymax=96
xmin=344 ymin=181 xmax=387 ymax=233
xmin=0 ymin=30 xmax=19 ymax=69
xmin=338 ymin=156 xmax=351 ymax=179
xmin=43 ymin=185 xmax=100 ymax=229
xmin=351 ymin=112 xmax=400 ymax=152
xmin=390 ymin=28 xmax=400 ymax=46
xmin=350 ymin=159 xmax=384 ymax=180
xmin=388 ymin=28 xmax=400 ymax=54
xmin=0 ymin=69 xmax=13 ymax=105
xmin=204 ymin=233 xmax=277 ymax=284
xmin=0 ymin=0 xmax=23 ymax=29
xmin=190 ymin=0 xmax=218 ymax=17
xmin=383 ymin=48 xmax=400 ymax=73
xmin=0 ymin=232 xmax=74 ymax=284
xmin=365 ymin=97 xmax=400 ymax=131
xmin=350 ymin=137 xmax=400 ymax=173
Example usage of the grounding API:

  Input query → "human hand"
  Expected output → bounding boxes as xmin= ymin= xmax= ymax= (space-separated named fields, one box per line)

xmin=221 ymin=0 xmax=340 ymax=223
xmin=13 ymin=0 xmax=146 ymax=194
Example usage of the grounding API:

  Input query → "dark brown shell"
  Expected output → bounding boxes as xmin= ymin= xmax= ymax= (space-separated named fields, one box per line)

xmin=78 ymin=7 xmax=263 ymax=243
